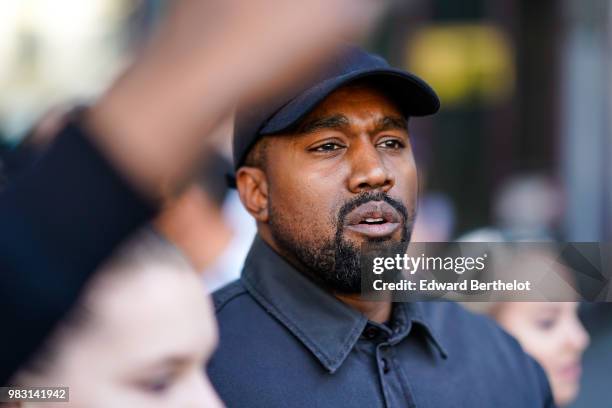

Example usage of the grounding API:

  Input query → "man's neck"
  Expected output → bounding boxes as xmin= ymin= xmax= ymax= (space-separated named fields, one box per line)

xmin=334 ymin=294 xmax=392 ymax=323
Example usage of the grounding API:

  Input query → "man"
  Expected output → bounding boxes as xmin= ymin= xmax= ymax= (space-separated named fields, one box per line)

xmin=208 ymin=47 xmax=555 ymax=407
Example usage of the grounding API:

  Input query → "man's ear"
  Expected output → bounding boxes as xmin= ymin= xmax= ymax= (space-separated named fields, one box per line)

xmin=236 ymin=166 xmax=269 ymax=222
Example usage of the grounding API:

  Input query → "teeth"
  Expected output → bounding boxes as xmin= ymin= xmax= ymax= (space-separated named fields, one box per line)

xmin=365 ymin=218 xmax=384 ymax=223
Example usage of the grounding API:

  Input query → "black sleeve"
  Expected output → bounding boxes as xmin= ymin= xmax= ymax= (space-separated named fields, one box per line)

xmin=0 ymin=121 xmax=157 ymax=385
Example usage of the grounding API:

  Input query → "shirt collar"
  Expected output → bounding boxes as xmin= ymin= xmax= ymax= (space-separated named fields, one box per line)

xmin=394 ymin=302 xmax=449 ymax=359
xmin=241 ymin=235 xmax=448 ymax=372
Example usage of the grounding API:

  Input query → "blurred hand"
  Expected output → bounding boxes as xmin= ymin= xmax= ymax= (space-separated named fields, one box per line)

xmin=154 ymin=0 xmax=384 ymax=97
xmin=87 ymin=0 xmax=387 ymax=200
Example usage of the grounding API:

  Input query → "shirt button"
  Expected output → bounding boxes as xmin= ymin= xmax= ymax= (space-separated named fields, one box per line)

xmin=381 ymin=358 xmax=391 ymax=374
xmin=362 ymin=326 xmax=379 ymax=340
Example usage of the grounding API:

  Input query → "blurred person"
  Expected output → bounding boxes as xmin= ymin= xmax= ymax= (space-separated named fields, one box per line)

xmin=155 ymin=183 xmax=229 ymax=267
xmin=465 ymin=249 xmax=590 ymax=407
xmin=0 ymin=0 xmax=388 ymax=385
xmin=459 ymin=173 xmax=563 ymax=242
xmin=495 ymin=302 xmax=589 ymax=407
xmin=7 ymin=233 xmax=223 ymax=408
xmin=155 ymin=117 xmax=256 ymax=291
xmin=156 ymin=182 xmax=255 ymax=292
xmin=155 ymin=153 xmax=234 ymax=273
xmin=470 ymin=301 xmax=589 ymax=407
xmin=411 ymin=192 xmax=456 ymax=242
xmin=492 ymin=174 xmax=563 ymax=240
xmin=208 ymin=46 xmax=554 ymax=407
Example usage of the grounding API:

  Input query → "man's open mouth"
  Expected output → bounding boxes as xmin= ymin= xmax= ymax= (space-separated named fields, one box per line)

xmin=343 ymin=201 xmax=402 ymax=239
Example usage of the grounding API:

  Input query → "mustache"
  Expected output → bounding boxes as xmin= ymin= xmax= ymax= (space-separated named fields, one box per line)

xmin=336 ymin=191 xmax=412 ymax=229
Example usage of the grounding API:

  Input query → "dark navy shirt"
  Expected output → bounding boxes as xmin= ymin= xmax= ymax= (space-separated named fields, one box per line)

xmin=209 ymin=236 xmax=555 ymax=408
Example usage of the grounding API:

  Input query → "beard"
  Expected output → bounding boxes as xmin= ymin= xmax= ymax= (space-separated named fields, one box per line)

xmin=268 ymin=191 xmax=414 ymax=294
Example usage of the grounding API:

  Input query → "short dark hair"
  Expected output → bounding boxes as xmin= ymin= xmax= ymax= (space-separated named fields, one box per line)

xmin=243 ymin=136 xmax=270 ymax=170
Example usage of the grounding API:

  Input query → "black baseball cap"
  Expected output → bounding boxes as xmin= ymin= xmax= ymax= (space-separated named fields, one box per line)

xmin=231 ymin=45 xmax=439 ymax=182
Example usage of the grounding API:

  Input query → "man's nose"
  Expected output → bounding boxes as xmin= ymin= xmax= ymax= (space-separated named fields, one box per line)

xmin=346 ymin=142 xmax=395 ymax=193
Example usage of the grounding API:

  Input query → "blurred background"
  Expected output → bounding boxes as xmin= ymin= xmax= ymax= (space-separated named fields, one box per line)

xmin=0 ymin=1 xmax=610 ymax=406
xmin=1 ymin=0 xmax=610 ymax=241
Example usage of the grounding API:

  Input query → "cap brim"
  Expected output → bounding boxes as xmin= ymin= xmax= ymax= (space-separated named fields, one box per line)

xmin=260 ymin=68 xmax=440 ymax=135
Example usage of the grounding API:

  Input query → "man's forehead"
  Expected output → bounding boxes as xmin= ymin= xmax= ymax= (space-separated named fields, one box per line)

xmin=293 ymin=84 xmax=408 ymax=134
xmin=312 ymin=82 xmax=404 ymax=113
xmin=295 ymin=113 xmax=407 ymax=136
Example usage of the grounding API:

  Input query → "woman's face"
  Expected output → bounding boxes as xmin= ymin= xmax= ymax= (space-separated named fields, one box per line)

xmin=20 ymin=262 xmax=223 ymax=408
xmin=496 ymin=302 xmax=589 ymax=407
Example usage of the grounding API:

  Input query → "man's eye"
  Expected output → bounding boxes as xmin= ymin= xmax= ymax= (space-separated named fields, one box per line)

xmin=378 ymin=139 xmax=404 ymax=149
xmin=313 ymin=143 xmax=343 ymax=152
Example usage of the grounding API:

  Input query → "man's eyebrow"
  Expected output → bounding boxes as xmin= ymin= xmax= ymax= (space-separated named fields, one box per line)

xmin=296 ymin=114 xmax=350 ymax=134
xmin=375 ymin=116 xmax=408 ymax=132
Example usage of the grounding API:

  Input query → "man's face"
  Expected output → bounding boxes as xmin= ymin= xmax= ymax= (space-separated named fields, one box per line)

xmin=239 ymin=84 xmax=418 ymax=293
